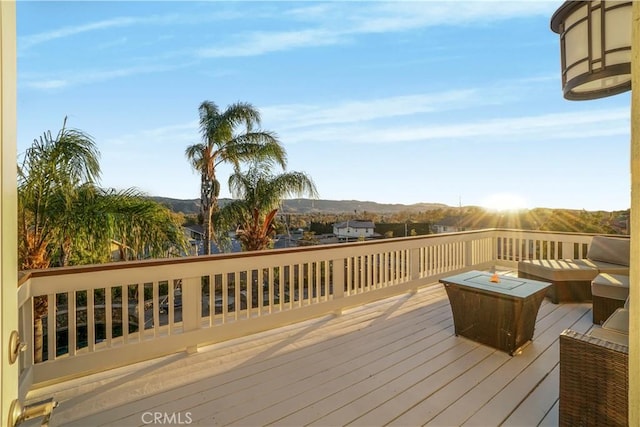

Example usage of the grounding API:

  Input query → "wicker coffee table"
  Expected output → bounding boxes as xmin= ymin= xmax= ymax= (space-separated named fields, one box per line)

xmin=440 ymin=271 xmax=551 ymax=355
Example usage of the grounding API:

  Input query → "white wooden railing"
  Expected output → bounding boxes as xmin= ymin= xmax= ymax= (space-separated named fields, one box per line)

xmin=16 ymin=228 xmax=617 ymax=395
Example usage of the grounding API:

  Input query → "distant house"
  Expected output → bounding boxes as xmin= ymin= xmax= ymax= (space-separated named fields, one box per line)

xmin=432 ymin=216 xmax=465 ymax=234
xmin=333 ymin=220 xmax=375 ymax=240
xmin=110 ymin=239 xmax=132 ymax=261
xmin=183 ymin=225 xmax=204 ymax=256
xmin=182 ymin=225 xmax=242 ymax=255
xmin=184 ymin=224 xmax=205 ymax=241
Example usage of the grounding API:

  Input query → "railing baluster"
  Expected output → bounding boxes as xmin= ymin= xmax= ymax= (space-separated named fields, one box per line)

xmin=137 ymin=283 xmax=144 ymax=341
xmin=168 ymin=282 xmax=174 ymax=333
xmin=287 ymin=265 xmax=294 ymax=310
xmin=359 ymin=256 xmax=365 ymax=293
xmin=222 ymin=272 xmax=229 ymax=322
xmin=46 ymin=293 xmax=55 ymax=361
xmin=323 ymin=261 xmax=329 ymax=300
xmin=105 ymin=287 xmax=113 ymax=346
xmin=123 ymin=286 xmax=130 ymax=344
xmin=234 ymin=271 xmax=240 ymax=321
xmin=68 ymin=291 xmax=76 ymax=356
xmin=299 ymin=264 xmax=303 ymax=304
xmin=368 ymin=254 xmax=373 ymax=290
xmin=278 ymin=265 xmax=285 ymax=309
xmin=257 ymin=268 xmax=264 ymax=315
xmin=268 ymin=268 xmax=274 ymax=313
xmin=152 ymin=282 xmax=159 ymax=337
xmin=87 ymin=289 xmax=95 ymax=353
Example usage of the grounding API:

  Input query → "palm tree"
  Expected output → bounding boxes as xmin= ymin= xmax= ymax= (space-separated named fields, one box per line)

xmin=18 ymin=117 xmax=101 ymax=269
xmin=222 ymin=165 xmax=318 ymax=251
xmin=185 ymin=101 xmax=286 ymax=254
xmin=18 ymin=118 xmax=100 ymax=362
xmin=19 ymin=119 xmax=188 ymax=361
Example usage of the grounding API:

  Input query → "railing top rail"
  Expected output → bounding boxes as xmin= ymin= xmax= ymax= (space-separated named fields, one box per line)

xmin=492 ymin=228 xmax=629 ymax=239
xmin=17 ymin=228 xmax=628 ymax=286
xmin=18 ymin=228 xmax=500 ymax=284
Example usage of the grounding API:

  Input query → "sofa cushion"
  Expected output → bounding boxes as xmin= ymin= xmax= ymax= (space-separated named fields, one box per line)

xmin=589 ymin=326 xmax=629 ymax=346
xmin=591 ymin=273 xmax=629 ymax=301
xmin=518 ymin=259 xmax=599 ymax=282
xmin=590 ymin=261 xmax=629 ymax=276
xmin=601 ymin=308 xmax=629 ymax=334
xmin=586 ymin=236 xmax=630 ymax=266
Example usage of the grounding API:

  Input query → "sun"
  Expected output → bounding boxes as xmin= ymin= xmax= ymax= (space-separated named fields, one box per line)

xmin=480 ymin=193 xmax=529 ymax=212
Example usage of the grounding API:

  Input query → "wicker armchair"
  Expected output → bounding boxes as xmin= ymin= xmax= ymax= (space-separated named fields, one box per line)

xmin=559 ymin=329 xmax=628 ymax=426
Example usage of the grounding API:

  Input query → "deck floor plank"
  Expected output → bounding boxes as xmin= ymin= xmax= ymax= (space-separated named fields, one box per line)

xmin=539 ymin=400 xmax=560 ymax=426
xmin=462 ymin=306 xmax=591 ymax=426
xmin=193 ymin=305 xmax=454 ymax=425
xmin=219 ymin=317 xmax=456 ymax=425
xmin=66 ymin=289 xmax=448 ymax=426
xmin=30 ymin=281 xmax=593 ymax=427
xmin=501 ymin=306 xmax=595 ymax=427
xmin=427 ymin=302 xmax=588 ymax=427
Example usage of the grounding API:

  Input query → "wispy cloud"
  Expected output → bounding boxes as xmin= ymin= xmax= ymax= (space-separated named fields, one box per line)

xmin=21 ymin=1 xmax=558 ymax=89
xmin=262 ymin=90 xmax=486 ymax=130
xmin=277 ymin=108 xmax=629 ymax=146
xmin=20 ymin=16 xmax=139 ymax=50
xmin=96 ymin=36 xmax=129 ymax=50
xmin=197 ymin=28 xmax=345 ymax=58
xmin=22 ymin=60 xmax=199 ymax=90
xmin=19 ymin=9 xmax=243 ymax=51
xmin=107 ymin=90 xmax=627 ymax=155
xmin=198 ymin=1 xmax=557 ymax=59
xmin=103 ymin=121 xmax=198 ymax=147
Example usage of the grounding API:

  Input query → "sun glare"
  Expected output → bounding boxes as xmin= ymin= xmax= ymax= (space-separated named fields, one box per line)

xmin=481 ymin=193 xmax=529 ymax=212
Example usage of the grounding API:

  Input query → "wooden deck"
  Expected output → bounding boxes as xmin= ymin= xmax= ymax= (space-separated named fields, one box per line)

xmin=27 ymin=280 xmax=593 ymax=427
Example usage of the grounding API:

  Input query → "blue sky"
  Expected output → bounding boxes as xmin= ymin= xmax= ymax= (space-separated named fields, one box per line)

xmin=17 ymin=1 xmax=631 ymax=211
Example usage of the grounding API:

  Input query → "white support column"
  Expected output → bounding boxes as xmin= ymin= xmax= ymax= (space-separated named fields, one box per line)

xmin=0 ymin=1 xmax=18 ymax=424
xmin=629 ymin=3 xmax=640 ymax=424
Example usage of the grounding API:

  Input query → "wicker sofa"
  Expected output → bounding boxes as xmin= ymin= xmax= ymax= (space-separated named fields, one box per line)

xmin=559 ymin=303 xmax=629 ymax=426
xmin=518 ymin=235 xmax=629 ymax=303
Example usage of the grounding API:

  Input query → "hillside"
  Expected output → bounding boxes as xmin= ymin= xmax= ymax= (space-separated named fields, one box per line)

xmin=151 ymin=197 xmax=450 ymax=215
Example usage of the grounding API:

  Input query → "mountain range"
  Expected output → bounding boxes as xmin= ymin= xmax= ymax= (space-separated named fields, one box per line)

xmin=151 ymin=197 xmax=450 ymax=215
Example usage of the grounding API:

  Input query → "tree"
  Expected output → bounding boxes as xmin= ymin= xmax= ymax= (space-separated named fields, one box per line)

xmin=18 ymin=117 xmax=101 ymax=269
xmin=18 ymin=118 xmax=101 ymax=362
xmin=185 ymin=101 xmax=286 ymax=254
xmin=19 ymin=119 xmax=188 ymax=362
xmin=221 ymin=165 xmax=318 ymax=251
xmin=102 ymin=188 xmax=188 ymax=261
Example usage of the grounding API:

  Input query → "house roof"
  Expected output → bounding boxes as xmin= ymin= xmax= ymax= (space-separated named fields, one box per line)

xmin=184 ymin=224 xmax=204 ymax=235
xmin=334 ymin=220 xmax=375 ymax=229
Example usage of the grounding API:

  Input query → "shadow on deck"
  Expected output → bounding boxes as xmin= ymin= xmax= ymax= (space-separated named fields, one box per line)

xmin=27 ymin=278 xmax=593 ymax=426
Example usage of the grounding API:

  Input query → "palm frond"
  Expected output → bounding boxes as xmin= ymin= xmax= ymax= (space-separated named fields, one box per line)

xmin=218 ymin=131 xmax=287 ymax=170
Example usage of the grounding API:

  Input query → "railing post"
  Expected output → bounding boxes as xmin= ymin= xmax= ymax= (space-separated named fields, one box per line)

xmin=332 ymin=258 xmax=345 ymax=315
xmin=181 ymin=276 xmax=200 ymax=354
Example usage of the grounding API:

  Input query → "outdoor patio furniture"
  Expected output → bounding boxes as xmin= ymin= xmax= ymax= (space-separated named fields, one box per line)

xmin=591 ymin=273 xmax=629 ymax=324
xmin=560 ymin=305 xmax=629 ymax=426
xmin=518 ymin=235 xmax=629 ymax=303
xmin=440 ymin=271 xmax=550 ymax=355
